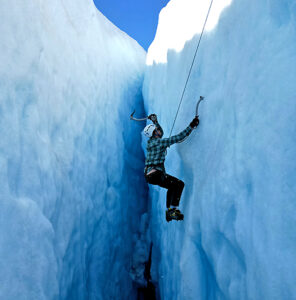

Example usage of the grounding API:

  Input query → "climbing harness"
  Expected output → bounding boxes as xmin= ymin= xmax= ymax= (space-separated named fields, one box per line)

xmin=169 ymin=0 xmax=214 ymax=137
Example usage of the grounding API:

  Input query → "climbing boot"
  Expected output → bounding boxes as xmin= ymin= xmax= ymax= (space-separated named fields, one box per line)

xmin=166 ymin=208 xmax=184 ymax=222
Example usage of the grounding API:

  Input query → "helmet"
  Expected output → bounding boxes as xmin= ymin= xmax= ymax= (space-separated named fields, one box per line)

xmin=143 ymin=124 xmax=156 ymax=138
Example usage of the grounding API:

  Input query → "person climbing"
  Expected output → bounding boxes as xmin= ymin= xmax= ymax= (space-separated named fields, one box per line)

xmin=143 ymin=113 xmax=199 ymax=222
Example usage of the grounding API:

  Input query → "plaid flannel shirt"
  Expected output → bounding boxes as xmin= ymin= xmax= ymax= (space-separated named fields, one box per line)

xmin=144 ymin=120 xmax=193 ymax=174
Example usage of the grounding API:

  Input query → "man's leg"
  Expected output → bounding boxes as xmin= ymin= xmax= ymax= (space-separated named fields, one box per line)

xmin=145 ymin=171 xmax=185 ymax=221
xmin=164 ymin=174 xmax=185 ymax=221
xmin=164 ymin=174 xmax=185 ymax=207
xmin=145 ymin=171 xmax=176 ymax=207
xmin=166 ymin=189 xmax=173 ymax=209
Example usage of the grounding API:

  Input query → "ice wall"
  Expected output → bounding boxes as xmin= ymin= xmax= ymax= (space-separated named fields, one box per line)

xmin=0 ymin=0 xmax=147 ymax=299
xmin=143 ymin=0 xmax=296 ymax=299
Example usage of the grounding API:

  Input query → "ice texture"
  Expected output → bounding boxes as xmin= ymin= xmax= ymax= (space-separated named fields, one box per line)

xmin=143 ymin=0 xmax=296 ymax=299
xmin=0 ymin=0 xmax=147 ymax=299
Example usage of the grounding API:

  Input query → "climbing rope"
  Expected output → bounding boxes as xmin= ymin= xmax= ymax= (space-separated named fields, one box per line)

xmin=169 ymin=0 xmax=214 ymax=138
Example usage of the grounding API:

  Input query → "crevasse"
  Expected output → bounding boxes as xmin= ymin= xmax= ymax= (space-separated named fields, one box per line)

xmin=1 ymin=0 xmax=296 ymax=299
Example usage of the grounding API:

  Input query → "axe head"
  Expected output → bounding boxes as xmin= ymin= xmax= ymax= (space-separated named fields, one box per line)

xmin=130 ymin=110 xmax=136 ymax=119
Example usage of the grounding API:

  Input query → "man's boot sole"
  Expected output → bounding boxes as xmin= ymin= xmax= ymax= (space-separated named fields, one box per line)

xmin=166 ymin=209 xmax=184 ymax=222
xmin=166 ymin=215 xmax=184 ymax=222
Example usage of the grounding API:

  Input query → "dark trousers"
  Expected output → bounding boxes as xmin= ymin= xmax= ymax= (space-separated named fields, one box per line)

xmin=145 ymin=170 xmax=185 ymax=208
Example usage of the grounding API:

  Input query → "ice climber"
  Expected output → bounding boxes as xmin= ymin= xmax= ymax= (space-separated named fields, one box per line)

xmin=143 ymin=113 xmax=199 ymax=222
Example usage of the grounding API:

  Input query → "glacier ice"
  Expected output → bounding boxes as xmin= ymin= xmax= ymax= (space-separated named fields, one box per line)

xmin=1 ymin=0 xmax=296 ymax=299
xmin=146 ymin=0 xmax=232 ymax=65
xmin=143 ymin=0 xmax=296 ymax=299
xmin=0 ymin=0 xmax=147 ymax=299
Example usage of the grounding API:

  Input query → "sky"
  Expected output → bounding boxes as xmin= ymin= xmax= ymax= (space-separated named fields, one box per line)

xmin=93 ymin=0 xmax=170 ymax=50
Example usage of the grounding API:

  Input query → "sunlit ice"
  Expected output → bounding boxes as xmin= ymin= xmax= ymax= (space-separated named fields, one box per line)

xmin=146 ymin=0 xmax=232 ymax=65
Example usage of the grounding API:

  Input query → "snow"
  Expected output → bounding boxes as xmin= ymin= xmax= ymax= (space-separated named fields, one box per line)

xmin=0 ymin=0 xmax=147 ymax=299
xmin=146 ymin=0 xmax=232 ymax=65
xmin=143 ymin=0 xmax=296 ymax=299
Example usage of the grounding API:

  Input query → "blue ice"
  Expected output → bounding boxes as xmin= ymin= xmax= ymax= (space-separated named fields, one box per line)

xmin=0 ymin=0 xmax=147 ymax=299
xmin=1 ymin=0 xmax=296 ymax=299
xmin=143 ymin=0 xmax=296 ymax=299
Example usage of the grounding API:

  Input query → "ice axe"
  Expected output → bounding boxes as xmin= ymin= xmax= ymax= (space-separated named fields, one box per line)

xmin=130 ymin=110 xmax=148 ymax=122
xmin=195 ymin=96 xmax=204 ymax=117
xmin=130 ymin=95 xmax=204 ymax=122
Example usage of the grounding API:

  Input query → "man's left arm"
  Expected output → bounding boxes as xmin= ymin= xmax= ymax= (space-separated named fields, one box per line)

xmin=148 ymin=114 xmax=164 ymax=136
xmin=160 ymin=116 xmax=199 ymax=147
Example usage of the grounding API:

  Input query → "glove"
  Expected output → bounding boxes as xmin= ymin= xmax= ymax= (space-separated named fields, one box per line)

xmin=190 ymin=116 xmax=199 ymax=128
xmin=148 ymin=114 xmax=157 ymax=122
